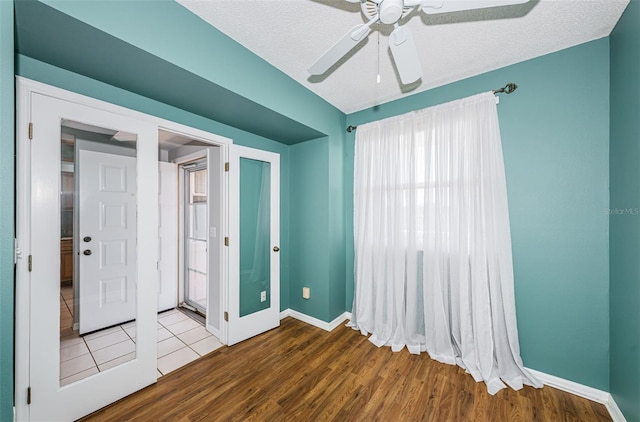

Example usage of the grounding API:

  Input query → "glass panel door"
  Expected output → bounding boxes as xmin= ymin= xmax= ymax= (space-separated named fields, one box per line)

xmin=227 ymin=145 xmax=280 ymax=345
xmin=184 ymin=163 xmax=208 ymax=313
xmin=25 ymin=93 xmax=157 ymax=421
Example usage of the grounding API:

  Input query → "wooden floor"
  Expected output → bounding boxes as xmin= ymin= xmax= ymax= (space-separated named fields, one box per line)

xmin=82 ymin=317 xmax=611 ymax=422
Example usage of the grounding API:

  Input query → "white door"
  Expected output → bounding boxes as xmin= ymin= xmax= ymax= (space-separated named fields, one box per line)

xmin=158 ymin=161 xmax=178 ymax=312
xmin=227 ymin=145 xmax=280 ymax=345
xmin=22 ymin=93 xmax=158 ymax=421
xmin=78 ymin=150 xmax=137 ymax=334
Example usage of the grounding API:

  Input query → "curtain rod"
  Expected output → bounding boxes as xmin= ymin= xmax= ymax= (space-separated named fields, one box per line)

xmin=346 ymin=82 xmax=518 ymax=133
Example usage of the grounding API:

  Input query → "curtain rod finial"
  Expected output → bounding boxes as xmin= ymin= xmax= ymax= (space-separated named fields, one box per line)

xmin=504 ymin=83 xmax=517 ymax=94
xmin=493 ymin=83 xmax=518 ymax=95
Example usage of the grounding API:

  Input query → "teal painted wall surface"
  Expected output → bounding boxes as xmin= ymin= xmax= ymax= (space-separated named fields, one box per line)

xmin=0 ymin=1 xmax=14 ymax=419
xmin=289 ymin=138 xmax=331 ymax=320
xmin=328 ymin=127 xmax=347 ymax=321
xmin=346 ymin=39 xmax=611 ymax=391
xmin=610 ymin=2 xmax=640 ymax=420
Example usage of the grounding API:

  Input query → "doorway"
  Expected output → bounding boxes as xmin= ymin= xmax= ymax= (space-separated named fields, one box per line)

xmin=157 ymin=130 xmax=223 ymax=338
xmin=182 ymin=160 xmax=208 ymax=315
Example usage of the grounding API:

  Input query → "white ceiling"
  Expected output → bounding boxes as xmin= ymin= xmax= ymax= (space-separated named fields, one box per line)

xmin=177 ymin=0 xmax=628 ymax=114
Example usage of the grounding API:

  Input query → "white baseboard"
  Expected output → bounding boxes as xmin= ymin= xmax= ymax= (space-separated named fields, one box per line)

xmin=526 ymin=368 xmax=627 ymax=422
xmin=279 ymin=308 xmax=351 ymax=332
xmin=279 ymin=309 xmax=291 ymax=320
xmin=605 ymin=395 xmax=627 ymax=422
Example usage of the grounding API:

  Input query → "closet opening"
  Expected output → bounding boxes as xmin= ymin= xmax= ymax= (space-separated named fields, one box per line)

xmin=180 ymin=159 xmax=208 ymax=317
xmin=158 ymin=129 xmax=224 ymax=345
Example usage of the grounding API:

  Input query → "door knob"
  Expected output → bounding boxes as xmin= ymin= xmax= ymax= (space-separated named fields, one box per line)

xmin=273 ymin=246 xmax=280 ymax=252
xmin=83 ymin=249 xmax=92 ymax=256
xmin=83 ymin=236 xmax=92 ymax=243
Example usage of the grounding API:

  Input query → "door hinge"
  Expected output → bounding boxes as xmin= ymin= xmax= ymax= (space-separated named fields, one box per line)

xmin=28 ymin=122 xmax=33 ymax=140
xmin=14 ymin=238 xmax=21 ymax=264
xmin=224 ymin=237 xmax=229 ymax=246
xmin=224 ymin=311 xmax=228 ymax=322
xmin=27 ymin=386 xmax=31 ymax=405
xmin=28 ymin=255 xmax=32 ymax=272
xmin=224 ymin=162 xmax=229 ymax=172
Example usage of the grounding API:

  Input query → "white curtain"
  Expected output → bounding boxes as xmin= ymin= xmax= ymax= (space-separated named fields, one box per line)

xmin=349 ymin=92 xmax=542 ymax=394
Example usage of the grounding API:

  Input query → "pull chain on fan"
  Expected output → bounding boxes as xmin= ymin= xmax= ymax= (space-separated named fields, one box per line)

xmin=376 ymin=30 xmax=381 ymax=84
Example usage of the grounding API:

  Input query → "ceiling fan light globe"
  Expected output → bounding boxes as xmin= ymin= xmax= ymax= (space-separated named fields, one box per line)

xmin=379 ymin=0 xmax=404 ymax=24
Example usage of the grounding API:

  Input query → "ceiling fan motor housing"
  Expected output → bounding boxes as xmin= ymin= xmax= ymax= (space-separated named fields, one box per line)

xmin=379 ymin=0 xmax=404 ymax=24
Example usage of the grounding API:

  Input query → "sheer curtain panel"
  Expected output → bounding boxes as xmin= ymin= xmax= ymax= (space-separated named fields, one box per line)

xmin=349 ymin=92 xmax=542 ymax=394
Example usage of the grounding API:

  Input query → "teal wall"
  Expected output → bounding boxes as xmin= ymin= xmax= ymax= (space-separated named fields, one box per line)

xmin=610 ymin=2 xmax=640 ymax=420
xmin=290 ymin=137 xmax=331 ymax=320
xmin=0 ymin=1 xmax=14 ymax=419
xmin=328 ymin=130 xmax=347 ymax=320
xmin=346 ymin=39 xmax=611 ymax=391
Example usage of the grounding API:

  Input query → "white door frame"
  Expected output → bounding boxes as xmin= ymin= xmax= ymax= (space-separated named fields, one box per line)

xmin=171 ymin=148 xmax=223 ymax=338
xmin=14 ymin=77 xmax=232 ymax=419
xmin=179 ymin=157 xmax=209 ymax=314
xmin=173 ymin=152 xmax=208 ymax=314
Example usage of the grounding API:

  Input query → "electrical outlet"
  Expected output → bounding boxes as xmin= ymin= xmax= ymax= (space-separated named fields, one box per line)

xmin=260 ymin=290 xmax=267 ymax=302
xmin=302 ymin=287 xmax=310 ymax=299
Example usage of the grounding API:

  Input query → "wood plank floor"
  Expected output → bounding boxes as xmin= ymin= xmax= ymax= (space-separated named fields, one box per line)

xmin=81 ymin=317 xmax=611 ymax=421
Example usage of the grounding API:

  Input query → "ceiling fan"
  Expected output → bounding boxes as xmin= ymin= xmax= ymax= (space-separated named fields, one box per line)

xmin=308 ymin=0 xmax=529 ymax=86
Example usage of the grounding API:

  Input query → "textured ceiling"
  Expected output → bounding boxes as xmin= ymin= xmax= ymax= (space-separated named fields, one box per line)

xmin=177 ymin=0 xmax=628 ymax=114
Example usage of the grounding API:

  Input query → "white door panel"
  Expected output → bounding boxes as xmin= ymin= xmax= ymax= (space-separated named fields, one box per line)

xmin=79 ymin=150 xmax=137 ymax=334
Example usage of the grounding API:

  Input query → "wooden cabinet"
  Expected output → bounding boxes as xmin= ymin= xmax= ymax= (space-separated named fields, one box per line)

xmin=61 ymin=171 xmax=74 ymax=238
xmin=60 ymin=170 xmax=74 ymax=285
xmin=60 ymin=238 xmax=73 ymax=285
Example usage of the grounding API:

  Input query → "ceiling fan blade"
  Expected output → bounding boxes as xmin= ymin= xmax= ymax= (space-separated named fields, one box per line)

xmin=421 ymin=0 xmax=529 ymax=15
xmin=389 ymin=25 xmax=422 ymax=85
xmin=308 ymin=24 xmax=373 ymax=75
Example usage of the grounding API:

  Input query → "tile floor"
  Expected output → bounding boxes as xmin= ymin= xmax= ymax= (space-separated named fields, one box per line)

xmin=59 ymin=286 xmax=223 ymax=386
